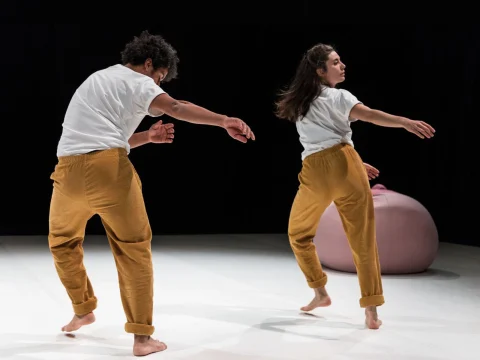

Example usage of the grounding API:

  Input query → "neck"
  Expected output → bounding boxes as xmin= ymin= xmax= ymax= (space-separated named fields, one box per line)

xmin=125 ymin=63 xmax=148 ymax=76
xmin=320 ymin=78 xmax=334 ymax=88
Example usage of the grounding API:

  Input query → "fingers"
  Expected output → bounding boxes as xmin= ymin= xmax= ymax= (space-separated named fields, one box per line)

xmin=234 ymin=134 xmax=248 ymax=143
xmin=421 ymin=121 xmax=436 ymax=134
xmin=408 ymin=124 xmax=425 ymax=139
xmin=364 ymin=163 xmax=379 ymax=180
xmin=364 ymin=163 xmax=379 ymax=174
xmin=153 ymin=123 xmax=175 ymax=134
xmin=416 ymin=126 xmax=430 ymax=139
xmin=418 ymin=122 xmax=434 ymax=138
xmin=236 ymin=120 xmax=247 ymax=136
xmin=166 ymin=127 xmax=175 ymax=140
xmin=229 ymin=118 xmax=255 ymax=141
xmin=410 ymin=121 xmax=435 ymax=139
xmin=152 ymin=121 xmax=173 ymax=130
xmin=244 ymin=124 xmax=253 ymax=140
xmin=149 ymin=121 xmax=175 ymax=144
xmin=367 ymin=170 xmax=378 ymax=180
xmin=415 ymin=130 xmax=425 ymax=138
xmin=239 ymin=122 xmax=255 ymax=141
xmin=364 ymin=163 xmax=379 ymax=173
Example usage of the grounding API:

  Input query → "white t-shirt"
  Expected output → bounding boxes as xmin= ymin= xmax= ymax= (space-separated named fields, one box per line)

xmin=56 ymin=64 xmax=165 ymax=156
xmin=296 ymin=86 xmax=362 ymax=160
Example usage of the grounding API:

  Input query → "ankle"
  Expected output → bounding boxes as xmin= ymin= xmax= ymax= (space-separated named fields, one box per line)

xmin=75 ymin=312 xmax=91 ymax=319
xmin=366 ymin=306 xmax=377 ymax=313
xmin=134 ymin=335 xmax=150 ymax=343
xmin=314 ymin=286 xmax=328 ymax=297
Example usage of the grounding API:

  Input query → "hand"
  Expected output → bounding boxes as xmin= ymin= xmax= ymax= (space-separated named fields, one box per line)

xmin=223 ymin=117 xmax=255 ymax=143
xmin=364 ymin=163 xmax=380 ymax=180
xmin=148 ymin=120 xmax=174 ymax=144
xmin=403 ymin=119 xmax=435 ymax=139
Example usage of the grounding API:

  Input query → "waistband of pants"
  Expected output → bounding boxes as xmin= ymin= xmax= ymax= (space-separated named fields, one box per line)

xmin=305 ymin=142 xmax=351 ymax=160
xmin=57 ymin=148 xmax=128 ymax=164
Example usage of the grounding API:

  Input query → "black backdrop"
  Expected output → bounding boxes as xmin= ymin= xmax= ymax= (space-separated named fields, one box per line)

xmin=1 ymin=23 xmax=477 ymax=246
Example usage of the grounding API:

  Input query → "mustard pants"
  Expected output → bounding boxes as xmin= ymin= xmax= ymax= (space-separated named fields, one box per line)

xmin=48 ymin=148 xmax=155 ymax=335
xmin=288 ymin=143 xmax=384 ymax=308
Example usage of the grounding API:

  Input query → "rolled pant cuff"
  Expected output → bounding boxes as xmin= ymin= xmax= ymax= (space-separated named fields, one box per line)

xmin=125 ymin=323 xmax=155 ymax=336
xmin=73 ymin=297 xmax=98 ymax=316
xmin=359 ymin=295 xmax=384 ymax=308
xmin=307 ymin=274 xmax=328 ymax=288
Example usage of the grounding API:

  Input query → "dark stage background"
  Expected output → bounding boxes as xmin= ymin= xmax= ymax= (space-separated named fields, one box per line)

xmin=0 ymin=23 xmax=477 ymax=246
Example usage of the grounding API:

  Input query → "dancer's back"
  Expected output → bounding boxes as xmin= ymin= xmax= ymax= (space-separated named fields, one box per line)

xmin=57 ymin=64 xmax=164 ymax=156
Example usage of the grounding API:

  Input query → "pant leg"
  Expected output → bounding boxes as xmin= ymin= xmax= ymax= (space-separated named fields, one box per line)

xmin=48 ymin=159 xmax=97 ymax=315
xmin=288 ymin=151 xmax=336 ymax=288
xmin=333 ymin=145 xmax=384 ymax=308
xmin=84 ymin=149 xmax=154 ymax=336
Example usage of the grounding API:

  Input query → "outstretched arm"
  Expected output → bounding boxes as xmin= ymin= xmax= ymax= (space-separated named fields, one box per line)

xmin=149 ymin=93 xmax=255 ymax=142
xmin=350 ymin=103 xmax=435 ymax=139
xmin=150 ymin=93 xmax=226 ymax=127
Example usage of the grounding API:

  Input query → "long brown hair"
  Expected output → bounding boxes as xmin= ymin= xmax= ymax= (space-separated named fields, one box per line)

xmin=275 ymin=43 xmax=335 ymax=122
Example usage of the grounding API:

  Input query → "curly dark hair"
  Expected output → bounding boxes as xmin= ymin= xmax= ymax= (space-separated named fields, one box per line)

xmin=121 ymin=30 xmax=179 ymax=82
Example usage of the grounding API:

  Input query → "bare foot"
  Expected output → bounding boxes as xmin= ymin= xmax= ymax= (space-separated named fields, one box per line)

xmin=62 ymin=312 xmax=96 ymax=332
xmin=300 ymin=287 xmax=332 ymax=312
xmin=365 ymin=306 xmax=382 ymax=329
xmin=133 ymin=335 xmax=167 ymax=357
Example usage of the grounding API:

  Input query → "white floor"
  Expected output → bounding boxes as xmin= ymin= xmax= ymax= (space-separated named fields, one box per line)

xmin=0 ymin=234 xmax=479 ymax=360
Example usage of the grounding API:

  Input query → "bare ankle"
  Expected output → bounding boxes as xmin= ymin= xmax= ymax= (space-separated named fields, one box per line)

xmin=314 ymin=286 xmax=328 ymax=297
xmin=75 ymin=312 xmax=91 ymax=319
xmin=134 ymin=335 xmax=150 ymax=343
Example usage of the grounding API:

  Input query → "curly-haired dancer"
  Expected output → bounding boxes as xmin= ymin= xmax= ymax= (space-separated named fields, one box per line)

xmin=48 ymin=31 xmax=255 ymax=356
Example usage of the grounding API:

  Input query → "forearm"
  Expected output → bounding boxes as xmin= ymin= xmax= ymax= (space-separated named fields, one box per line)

xmin=169 ymin=101 xmax=227 ymax=127
xmin=362 ymin=109 xmax=408 ymax=128
xmin=128 ymin=131 xmax=150 ymax=149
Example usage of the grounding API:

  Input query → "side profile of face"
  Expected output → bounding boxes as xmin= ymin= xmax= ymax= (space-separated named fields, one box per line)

xmin=143 ymin=58 xmax=169 ymax=85
xmin=316 ymin=51 xmax=346 ymax=87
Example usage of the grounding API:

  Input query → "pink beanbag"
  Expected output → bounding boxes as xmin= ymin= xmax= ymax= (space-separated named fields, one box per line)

xmin=314 ymin=184 xmax=439 ymax=274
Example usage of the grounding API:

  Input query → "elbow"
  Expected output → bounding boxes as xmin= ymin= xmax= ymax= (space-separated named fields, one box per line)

xmin=168 ymin=101 xmax=183 ymax=116
xmin=157 ymin=100 xmax=183 ymax=118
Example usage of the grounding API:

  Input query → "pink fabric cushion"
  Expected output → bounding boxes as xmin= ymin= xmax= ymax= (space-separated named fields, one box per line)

xmin=314 ymin=185 xmax=439 ymax=274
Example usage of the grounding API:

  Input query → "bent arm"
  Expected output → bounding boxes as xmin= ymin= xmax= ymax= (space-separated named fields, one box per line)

xmin=128 ymin=131 xmax=150 ymax=149
xmin=350 ymin=103 xmax=408 ymax=128
xmin=149 ymin=93 xmax=226 ymax=127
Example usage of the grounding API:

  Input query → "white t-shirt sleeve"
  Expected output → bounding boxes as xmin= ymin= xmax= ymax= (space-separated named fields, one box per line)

xmin=133 ymin=78 xmax=166 ymax=116
xmin=337 ymin=89 xmax=362 ymax=121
